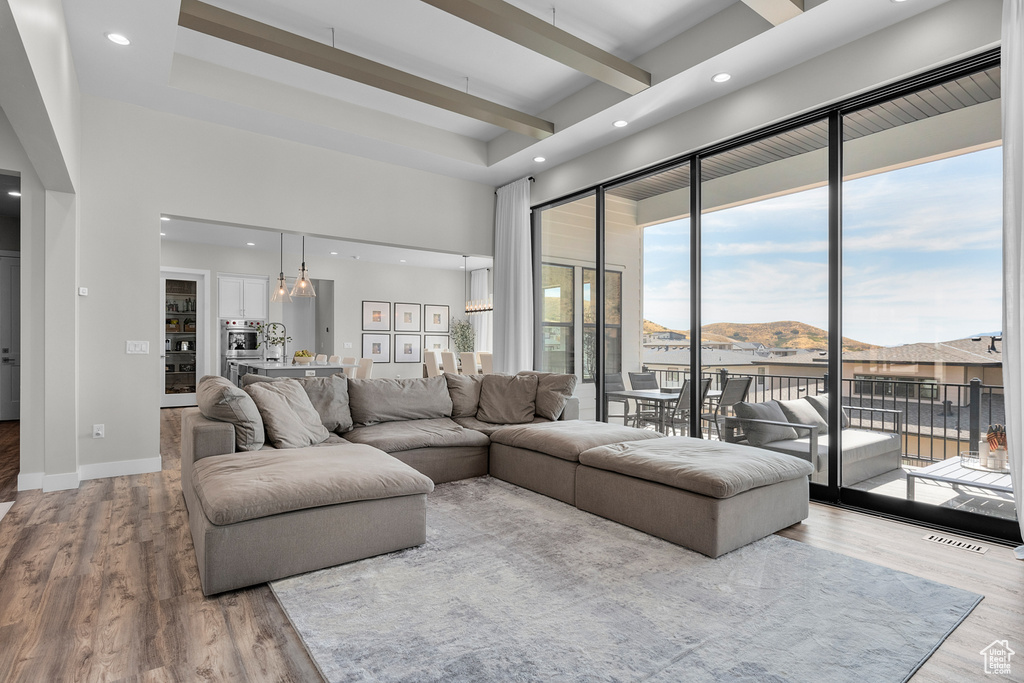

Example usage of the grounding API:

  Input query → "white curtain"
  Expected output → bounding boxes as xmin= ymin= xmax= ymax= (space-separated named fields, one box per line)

xmin=469 ymin=268 xmax=492 ymax=352
xmin=1002 ymin=0 xmax=1024 ymax=557
xmin=494 ymin=177 xmax=533 ymax=374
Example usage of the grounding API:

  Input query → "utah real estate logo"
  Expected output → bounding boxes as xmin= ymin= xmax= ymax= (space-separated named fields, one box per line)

xmin=980 ymin=640 xmax=1014 ymax=675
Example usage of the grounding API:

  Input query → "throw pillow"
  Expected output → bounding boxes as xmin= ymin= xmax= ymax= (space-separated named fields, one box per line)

xmin=196 ymin=375 xmax=264 ymax=451
xmin=519 ymin=371 xmax=578 ymax=421
xmin=445 ymin=373 xmax=485 ymax=418
xmin=777 ymin=397 xmax=829 ymax=437
xmin=241 ymin=373 xmax=353 ymax=433
xmin=732 ymin=400 xmax=800 ymax=447
xmin=804 ymin=394 xmax=851 ymax=428
xmin=347 ymin=376 xmax=453 ymax=425
xmin=243 ymin=379 xmax=330 ymax=449
xmin=477 ymin=374 xmax=539 ymax=424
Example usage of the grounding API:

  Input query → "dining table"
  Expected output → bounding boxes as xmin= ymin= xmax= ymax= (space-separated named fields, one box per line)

xmin=604 ymin=387 xmax=723 ymax=434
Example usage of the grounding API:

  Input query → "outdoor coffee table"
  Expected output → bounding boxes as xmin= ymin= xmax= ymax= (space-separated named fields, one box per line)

xmin=906 ymin=458 xmax=1013 ymax=500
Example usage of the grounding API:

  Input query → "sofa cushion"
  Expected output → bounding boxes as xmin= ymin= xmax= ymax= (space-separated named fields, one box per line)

xmin=244 ymin=380 xmax=331 ymax=449
xmin=518 ymin=371 xmax=578 ymax=421
xmin=453 ymin=415 xmax=551 ymax=436
xmin=196 ymin=375 xmax=265 ymax=451
xmin=191 ymin=443 xmax=433 ymax=526
xmin=777 ymin=398 xmax=828 ymax=437
xmin=760 ymin=429 xmax=902 ymax=472
xmin=241 ymin=373 xmax=353 ymax=433
xmin=342 ymin=417 xmax=490 ymax=453
xmin=804 ymin=394 xmax=850 ymax=428
xmin=476 ymin=374 xmax=538 ymax=424
xmin=489 ymin=420 xmax=663 ymax=462
xmin=444 ymin=373 xmax=484 ymax=418
xmin=348 ymin=376 xmax=453 ymax=425
xmin=578 ymin=436 xmax=813 ymax=499
xmin=733 ymin=401 xmax=800 ymax=446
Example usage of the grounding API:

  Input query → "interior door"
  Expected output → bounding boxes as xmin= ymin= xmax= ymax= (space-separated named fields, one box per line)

xmin=0 ymin=257 xmax=20 ymax=420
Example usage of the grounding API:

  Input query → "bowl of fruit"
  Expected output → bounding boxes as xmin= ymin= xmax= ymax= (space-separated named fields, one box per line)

xmin=293 ymin=349 xmax=314 ymax=365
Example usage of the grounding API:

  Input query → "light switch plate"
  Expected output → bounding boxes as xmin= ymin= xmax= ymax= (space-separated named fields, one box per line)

xmin=126 ymin=341 xmax=149 ymax=354
xmin=344 ymin=342 xmax=353 ymax=348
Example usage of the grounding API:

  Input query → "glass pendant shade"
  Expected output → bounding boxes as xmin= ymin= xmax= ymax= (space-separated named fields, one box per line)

xmin=270 ymin=233 xmax=292 ymax=303
xmin=290 ymin=236 xmax=316 ymax=298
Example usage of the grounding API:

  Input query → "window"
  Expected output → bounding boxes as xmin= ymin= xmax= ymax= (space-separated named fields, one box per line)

xmin=540 ymin=263 xmax=574 ymax=374
xmin=582 ymin=268 xmax=621 ymax=382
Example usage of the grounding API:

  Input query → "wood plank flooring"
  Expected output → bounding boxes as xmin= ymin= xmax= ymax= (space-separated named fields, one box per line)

xmin=0 ymin=408 xmax=1021 ymax=681
xmin=0 ymin=420 xmax=18 ymax=503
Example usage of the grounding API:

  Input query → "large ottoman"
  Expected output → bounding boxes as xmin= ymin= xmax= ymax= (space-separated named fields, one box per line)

xmin=575 ymin=436 xmax=813 ymax=557
xmin=488 ymin=420 xmax=663 ymax=505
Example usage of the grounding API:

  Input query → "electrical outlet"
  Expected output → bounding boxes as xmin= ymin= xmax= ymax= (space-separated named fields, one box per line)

xmin=78 ymin=287 xmax=88 ymax=296
xmin=344 ymin=342 xmax=353 ymax=349
xmin=305 ymin=370 xmax=316 ymax=377
xmin=93 ymin=424 xmax=105 ymax=438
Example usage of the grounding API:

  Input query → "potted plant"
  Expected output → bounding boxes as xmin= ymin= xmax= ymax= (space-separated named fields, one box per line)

xmin=451 ymin=317 xmax=475 ymax=356
xmin=255 ymin=321 xmax=291 ymax=362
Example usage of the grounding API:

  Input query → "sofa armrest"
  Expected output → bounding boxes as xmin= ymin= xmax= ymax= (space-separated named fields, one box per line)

xmin=181 ymin=407 xmax=235 ymax=466
xmin=558 ymin=397 xmax=580 ymax=421
xmin=722 ymin=417 xmax=819 ymax=465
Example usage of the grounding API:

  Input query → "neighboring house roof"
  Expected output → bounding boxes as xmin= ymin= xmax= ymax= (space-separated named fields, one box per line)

xmin=644 ymin=348 xmax=817 ymax=367
xmin=843 ymin=337 xmax=1002 ymax=365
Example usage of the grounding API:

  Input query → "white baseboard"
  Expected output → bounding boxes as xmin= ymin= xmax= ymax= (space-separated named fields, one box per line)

xmin=18 ymin=472 xmax=43 ymax=491
xmin=17 ymin=456 xmax=162 ymax=492
xmin=79 ymin=456 xmax=162 ymax=482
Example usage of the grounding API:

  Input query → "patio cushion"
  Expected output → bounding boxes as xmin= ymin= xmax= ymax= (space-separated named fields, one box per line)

xmin=342 ymin=417 xmax=489 ymax=453
xmin=733 ymin=401 xmax=799 ymax=446
xmin=804 ymin=394 xmax=850 ymax=429
xmin=489 ymin=420 xmax=662 ymax=462
xmin=761 ymin=429 xmax=901 ymax=471
xmin=778 ymin=398 xmax=828 ymax=436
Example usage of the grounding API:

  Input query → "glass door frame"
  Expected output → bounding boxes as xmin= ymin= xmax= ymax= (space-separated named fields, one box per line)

xmin=531 ymin=47 xmax=1021 ymax=544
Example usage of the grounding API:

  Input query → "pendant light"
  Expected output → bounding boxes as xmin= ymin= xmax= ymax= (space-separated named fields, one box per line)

xmin=464 ymin=255 xmax=493 ymax=314
xmin=270 ymin=233 xmax=291 ymax=303
xmin=290 ymin=235 xmax=317 ymax=298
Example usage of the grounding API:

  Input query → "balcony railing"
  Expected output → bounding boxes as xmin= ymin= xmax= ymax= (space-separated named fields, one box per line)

xmin=641 ymin=365 xmax=1001 ymax=465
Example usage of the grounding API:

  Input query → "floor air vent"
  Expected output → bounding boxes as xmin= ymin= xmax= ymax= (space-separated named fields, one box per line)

xmin=922 ymin=533 xmax=988 ymax=555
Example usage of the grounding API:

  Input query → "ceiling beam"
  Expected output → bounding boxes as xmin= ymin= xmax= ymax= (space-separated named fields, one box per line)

xmin=740 ymin=0 xmax=804 ymax=26
xmin=420 ymin=0 xmax=651 ymax=95
xmin=177 ymin=0 xmax=554 ymax=139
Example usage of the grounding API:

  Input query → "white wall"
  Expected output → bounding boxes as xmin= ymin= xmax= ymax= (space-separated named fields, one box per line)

xmin=532 ymin=0 xmax=1002 ymax=206
xmin=160 ymin=239 xmax=467 ymax=380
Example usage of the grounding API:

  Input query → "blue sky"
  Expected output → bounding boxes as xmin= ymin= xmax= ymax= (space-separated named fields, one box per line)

xmin=643 ymin=146 xmax=1003 ymax=347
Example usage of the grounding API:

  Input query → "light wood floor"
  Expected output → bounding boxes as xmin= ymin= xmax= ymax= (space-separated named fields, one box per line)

xmin=0 ymin=408 xmax=1020 ymax=682
xmin=0 ymin=420 xmax=18 ymax=503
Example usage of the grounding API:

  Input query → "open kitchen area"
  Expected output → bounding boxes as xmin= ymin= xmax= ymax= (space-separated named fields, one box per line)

xmin=160 ymin=218 xmax=493 ymax=407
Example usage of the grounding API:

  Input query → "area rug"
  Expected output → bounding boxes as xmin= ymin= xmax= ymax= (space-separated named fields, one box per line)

xmin=271 ymin=477 xmax=982 ymax=683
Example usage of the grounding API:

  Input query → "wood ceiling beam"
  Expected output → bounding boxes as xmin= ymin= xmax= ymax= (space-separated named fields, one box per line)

xmin=420 ymin=0 xmax=651 ymax=95
xmin=740 ymin=0 xmax=804 ymax=26
xmin=177 ymin=0 xmax=554 ymax=139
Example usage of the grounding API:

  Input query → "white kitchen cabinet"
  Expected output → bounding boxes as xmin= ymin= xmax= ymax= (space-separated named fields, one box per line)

xmin=218 ymin=276 xmax=268 ymax=320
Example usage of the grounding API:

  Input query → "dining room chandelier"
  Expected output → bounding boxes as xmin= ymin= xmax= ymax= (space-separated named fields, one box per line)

xmin=290 ymin=235 xmax=316 ymax=298
xmin=463 ymin=255 xmax=492 ymax=314
xmin=270 ymin=232 xmax=291 ymax=303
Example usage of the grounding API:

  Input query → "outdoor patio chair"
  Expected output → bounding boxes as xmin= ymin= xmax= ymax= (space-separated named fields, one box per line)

xmin=605 ymin=373 xmax=632 ymax=426
xmin=667 ymin=378 xmax=712 ymax=436
xmin=701 ymin=376 xmax=752 ymax=439
xmin=628 ymin=371 xmax=661 ymax=428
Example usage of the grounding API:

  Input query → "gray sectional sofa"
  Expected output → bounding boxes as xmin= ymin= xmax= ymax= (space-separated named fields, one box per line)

xmin=182 ymin=370 xmax=814 ymax=594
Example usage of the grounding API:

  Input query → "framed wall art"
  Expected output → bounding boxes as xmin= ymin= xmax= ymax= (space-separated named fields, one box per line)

xmin=394 ymin=334 xmax=422 ymax=363
xmin=362 ymin=301 xmax=391 ymax=331
xmin=424 ymin=304 xmax=449 ymax=333
xmin=424 ymin=335 xmax=449 ymax=351
xmin=394 ymin=302 xmax=421 ymax=332
xmin=362 ymin=333 xmax=391 ymax=363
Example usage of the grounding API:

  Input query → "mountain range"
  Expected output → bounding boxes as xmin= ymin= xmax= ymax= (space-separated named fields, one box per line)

xmin=643 ymin=320 xmax=878 ymax=352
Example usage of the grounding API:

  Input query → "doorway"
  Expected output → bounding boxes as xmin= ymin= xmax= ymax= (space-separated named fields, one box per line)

xmin=0 ymin=173 xmax=20 ymax=503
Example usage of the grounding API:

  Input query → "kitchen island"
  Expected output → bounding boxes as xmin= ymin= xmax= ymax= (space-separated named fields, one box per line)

xmin=235 ymin=360 xmax=357 ymax=383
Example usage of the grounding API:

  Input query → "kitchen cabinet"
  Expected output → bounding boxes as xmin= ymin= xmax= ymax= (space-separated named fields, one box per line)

xmin=218 ymin=276 xmax=268 ymax=320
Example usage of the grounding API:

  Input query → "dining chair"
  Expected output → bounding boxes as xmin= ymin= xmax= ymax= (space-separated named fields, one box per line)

xmin=423 ymin=349 xmax=442 ymax=378
xmin=328 ymin=355 xmax=340 ymax=363
xmin=701 ymin=376 xmax=752 ymax=439
xmin=341 ymin=356 xmax=357 ymax=379
xmin=356 ymin=357 xmax=373 ymax=379
xmin=440 ymin=351 xmax=459 ymax=375
xmin=459 ymin=352 xmax=478 ymax=375
xmin=627 ymin=371 xmax=660 ymax=428
xmin=667 ymin=378 xmax=712 ymax=436
xmin=604 ymin=372 xmax=632 ymax=426
xmin=478 ymin=352 xmax=494 ymax=374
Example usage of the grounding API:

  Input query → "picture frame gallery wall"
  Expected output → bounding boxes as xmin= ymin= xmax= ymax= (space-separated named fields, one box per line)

xmin=361 ymin=301 xmax=449 ymax=364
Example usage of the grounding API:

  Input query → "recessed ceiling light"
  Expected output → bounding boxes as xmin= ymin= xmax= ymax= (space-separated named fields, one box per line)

xmin=533 ymin=156 xmax=546 ymax=163
xmin=8 ymin=191 xmax=21 ymax=197
xmin=246 ymin=242 xmax=255 ymax=246
xmin=106 ymin=33 xmax=131 ymax=46
xmin=459 ymin=265 xmax=465 ymax=269
xmin=712 ymin=72 xmax=732 ymax=83
xmin=400 ymin=259 xmax=407 ymax=263
xmin=891 ymin=0 xmax=909 ymax=3
xmin=613 ymin=120 xmax=628 ymax=128
xmin=352 ymin=256 xmax=360 ymax=260
xmin=160 ymin=232 xmax=166 ymax=237
xmin=330 ymin=251 xmax=338 ymax=255
xmin=160 ymin=216 xmax=170 ymax=221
